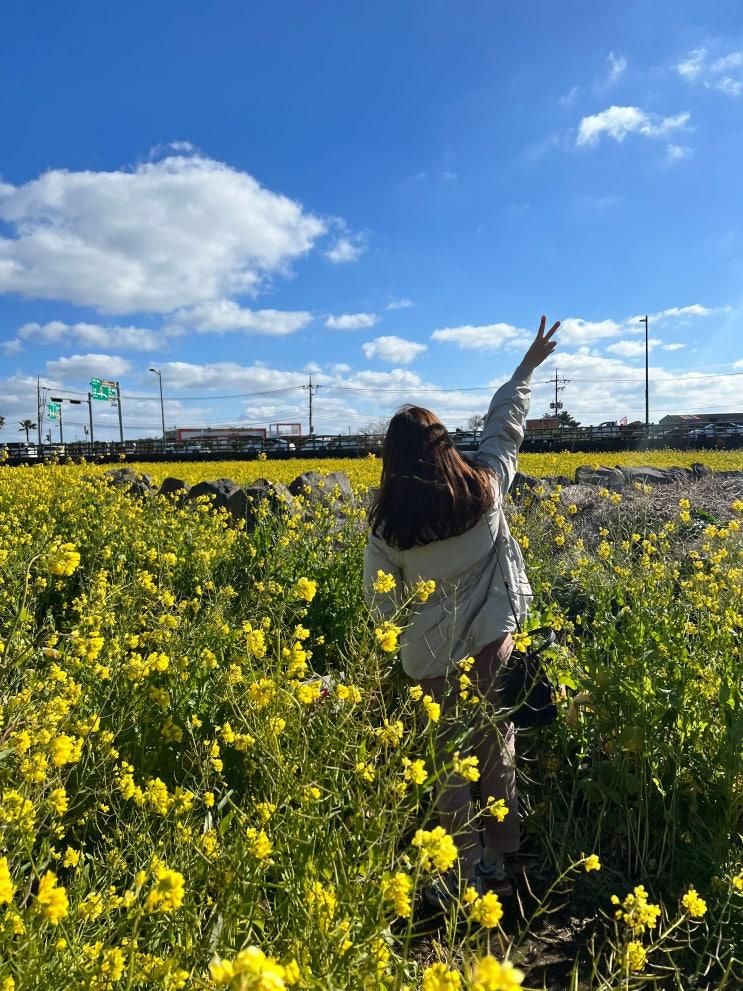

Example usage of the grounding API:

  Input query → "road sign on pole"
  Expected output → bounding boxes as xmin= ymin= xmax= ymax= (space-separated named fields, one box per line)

xmin=47 ymin=401 xmax=61 ymax=421
xmin=90 ymin=378 xmax=118 ymax=401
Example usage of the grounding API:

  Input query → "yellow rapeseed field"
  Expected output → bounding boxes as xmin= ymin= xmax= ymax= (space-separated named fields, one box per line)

xmin=100 ymin=447 xmax=743 ymax=490
xmin=0 ymin=455 xmax=741 ymax=989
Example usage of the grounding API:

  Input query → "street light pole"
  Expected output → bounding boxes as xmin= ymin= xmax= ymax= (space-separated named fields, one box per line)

xmin=639 ymin=315 xmax=649 ymax=431
xmin=149 ymin=367 xmax=166 ymax=441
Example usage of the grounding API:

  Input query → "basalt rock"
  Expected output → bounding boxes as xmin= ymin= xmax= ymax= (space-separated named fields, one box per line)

xmin=288 ymin=471 xmax=354 ymax=508
xmin=105 ymin=467 xmax=155 ymax=498
xmin=618 ymin=466 xmax=680 ymax=487
xmin=242 ymin=479 xmax=296 ymax=528
xmin=575 ymin=466 xmax=626 ymax=491
xmin=158 ymin=476 xmax=190 ymax=499
xmin=183 ymin=478 xmax=242 ymax=512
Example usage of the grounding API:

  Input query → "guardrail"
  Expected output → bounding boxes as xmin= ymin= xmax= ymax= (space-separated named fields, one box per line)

xmin=1 ymin=427 xmax=741 ymax=467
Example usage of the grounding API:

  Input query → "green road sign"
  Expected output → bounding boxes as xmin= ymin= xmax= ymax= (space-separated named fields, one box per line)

xmin=90 ymin=378 xmax=118 ymax=401
xmin=47 ymin=402 xmax=61 ymax=421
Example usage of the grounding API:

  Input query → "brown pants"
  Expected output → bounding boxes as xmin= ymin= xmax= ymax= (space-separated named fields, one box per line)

xmin=419 ymin=634 xmax=520 ymax=873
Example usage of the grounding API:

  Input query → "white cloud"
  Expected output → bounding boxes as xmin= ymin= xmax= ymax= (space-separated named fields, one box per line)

xmin=431 ymin=305 xmax=721 ymax=352
xmin=361 ymin=336 xmax=427 ymax=364
xmin=712 ymin=51 xmax=743 ymax=72
xmin=4 ymin=320 xmax=172 ymax=355
xmin=677 ymin=48 xmax=707 ymax=80
xmin=325 ymin=312 xmax=378 ymax=330
xmin=666 ymin=143 xmax=692 ymax=162
xmin=0 ymin=153 xmax=327 ymax=314
xmin=330 ymin=362 xmax=351 ymax=374
xmin=171 ymin=300 xmax=312 ymax=335
xmin=45 ymin=353 xmax=132 ymax=381
xmin=559 ymin=85 xmax=579 ymax=107
xmin=324 ymin=235 xmax=366 ymax=263
xmin=576 ymin=105 xmax=690 ymax=146
xmin=606 ymin=337 xmax=663 ymax=357
xmin=663 ymin=342 xmax=686 ymax=351
xmin=431 ymin=322 xmax=529 ymax=351
xmin=733 ymin=358 xmax=743 ymax=369
xmin=677 ymin=47 xmax=743 ymax=96
xmin=387 ymin=298 xmax=413 ymax=310
xmin=605 ymin=51 xmax=627 ymax=85
xmin=557 ymin=318 xmax=624 ymax=344
xmin=714 ymin=76 xmax=743 ymax=96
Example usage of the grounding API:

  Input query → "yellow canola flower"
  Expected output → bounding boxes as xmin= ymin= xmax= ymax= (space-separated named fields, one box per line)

xmin=402 ymin=757 xmax=427 ymax=785
xmin=209 ymin=945 xmax=291 ymax=988
xmin=485 ymin=797 xmax=509 ymax=822
xmin=145 ymin=864 xmax=185 ymax=913
xmin=372 ymin=570 xmax=396 ymax=593
xmin=0 ymin=857 xmax=15 ymax=904
xmin=414 ymin=579 xmax=436 ymax=602
xmin=36 ymin=871 xmax=69 ymax=924
xmin=583 ymin=854 xmax=601 ymax=872
xmin=422 ymin=962 xmax=461 ymax=991
xmin=375 ymin=621 xmax=402 ymax=653
xmin=335 ymin=683 xmax=362 ymax=703
xmin=732 ymin=870 xmax=743 ymax=892
xmin=421 ymin=695 xmax=441 ymax=723
xmin=468 ymin=890 xmax=504 ymax=928
xmin=469 ymin=955 xmax=524 ymax=990
xmin=245 ymin=828 xmax=273 ymax=861
xmin=511 ymin=632 xmax=532 ymax=652
xmin=622 ymin=941 xmax=647 ymax=973
xmin=611 ymin=885 xmax=661 ymax=934
xmin=294 ymin=577 xmax=317 ymax=602
xmin=452 ymin=751 xmax=480 ymax=782
xmin=411 ymin=826 xmax=458 ymax=872
xmin=380 ymin=871 xmax=413 ymax=918
xmin=680 ymin=886 xmax=707 ymax=917
xmin=45 ymin=542 xmax=81 ymax=576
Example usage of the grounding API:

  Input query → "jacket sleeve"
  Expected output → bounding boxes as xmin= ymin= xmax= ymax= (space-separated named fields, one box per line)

xmin=474 ymin=360 xmax=534 ymax=495
xmin=363 ymin=534 xmax=404 ymax=620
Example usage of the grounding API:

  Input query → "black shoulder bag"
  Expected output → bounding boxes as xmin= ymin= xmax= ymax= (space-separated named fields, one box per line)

xmin=493 ymin=514 xmax=558 ymax=729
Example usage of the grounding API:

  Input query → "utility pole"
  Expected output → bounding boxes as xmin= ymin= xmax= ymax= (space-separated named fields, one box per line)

xmin=546 ymin=369 xmax=570 ymax=422
xmin=148 ymin=368 xmax=166 ymax=441
xmin=58 ymin=404 xmax=64 ymax=445
xmin=87 ymin=393 xmax=94 ymax=447
xmin=115 ymin=381 xmax=124 ymax=443
xmin=303 ymin=376 xmax=321 ymax=435
xmin=37 ymin=377 xmax=42 ymax=447
xmin=639 ymin=314 xmax=649 ymax=430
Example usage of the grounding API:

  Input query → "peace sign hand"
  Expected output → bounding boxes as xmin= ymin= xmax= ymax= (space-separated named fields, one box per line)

xmin=522 ymin=315 xmax=560 ymax=370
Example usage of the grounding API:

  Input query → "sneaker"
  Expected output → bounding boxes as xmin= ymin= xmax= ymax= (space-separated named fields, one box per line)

xmin=475 ymin=854 xmax=506 ymax=882
xmin=475 ymin=856 xmax=512 ymax=895
xmin=423 ymin=869 xmax=483 ymax=911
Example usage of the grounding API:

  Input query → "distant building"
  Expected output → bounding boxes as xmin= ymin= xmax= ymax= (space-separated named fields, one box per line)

xmin=166 ymin=426 xmax=267 ymax=443
xmin=526 ymin=417 xmax=560 ymax=431
xmin=659 ymin=412 xmax=743 ymax=426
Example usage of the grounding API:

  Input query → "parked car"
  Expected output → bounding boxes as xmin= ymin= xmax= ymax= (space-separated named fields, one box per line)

xmin=450 ymin=431 xmax=479 ymax=451
xmin=325 ymin=438 xmax=362 ymax=455
xmin=686 ymin=423 xmax=716 ymax=439
xmin=593 ymin=421 xmax=620 ymax=437
xmin=264 ymin=437 xmax=296 ymax=452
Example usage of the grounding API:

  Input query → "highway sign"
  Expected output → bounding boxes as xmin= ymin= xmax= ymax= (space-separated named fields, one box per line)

xmin=90 ymin=378 xmax=118 ymax=401
xmin=47 ymin=402 xmax=61 ymax=421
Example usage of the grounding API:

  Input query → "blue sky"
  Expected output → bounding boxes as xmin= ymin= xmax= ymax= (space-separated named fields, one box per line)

xmin=1 ymin=0 xmax=742 ymax=439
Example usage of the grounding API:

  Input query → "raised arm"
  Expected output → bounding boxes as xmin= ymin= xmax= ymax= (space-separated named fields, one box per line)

xmin=475 ymin=316 xmax=560 ymax=495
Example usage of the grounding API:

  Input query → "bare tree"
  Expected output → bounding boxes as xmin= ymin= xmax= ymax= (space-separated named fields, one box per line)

xmin=466 ymin=413 xmax=485 ymax=433
xmin=359 ymin=416 xmax=389 ymax=436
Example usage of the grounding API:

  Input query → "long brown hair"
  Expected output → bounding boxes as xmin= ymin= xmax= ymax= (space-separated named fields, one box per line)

xmin=368 ymin=405 xmax=496 ymax=550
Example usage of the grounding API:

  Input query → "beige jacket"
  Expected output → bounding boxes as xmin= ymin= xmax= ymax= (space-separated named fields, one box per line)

xmin=363 ymin=360 xmax=535 ymax=680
